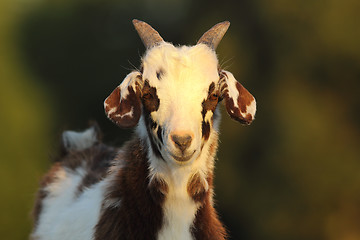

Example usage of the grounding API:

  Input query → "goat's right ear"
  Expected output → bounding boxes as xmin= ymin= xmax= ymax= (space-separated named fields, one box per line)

xmin=104 ymin=71 xmax=142 ymax=128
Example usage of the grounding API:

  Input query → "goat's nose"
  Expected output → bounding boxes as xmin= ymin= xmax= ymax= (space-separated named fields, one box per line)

xmin=171 ymin=134 xmax=192 ymax=152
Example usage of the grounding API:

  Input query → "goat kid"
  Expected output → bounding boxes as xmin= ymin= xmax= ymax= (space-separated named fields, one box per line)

xmin=31 ymin=20 xmax=256 ymax=240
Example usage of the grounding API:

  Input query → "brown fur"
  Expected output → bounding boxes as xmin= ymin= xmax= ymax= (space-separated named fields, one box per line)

xmin=191 ymin=197 xmax=227 ymax=240
xmin=190 ymin=172 xmax=227 ymax=239
xmin=94 ymin=138 xmax=165 ymax=240
xmin=191 ymin=164 xmax=227 ymax=239
xmin=142 ymin=79 xmax=160 ymax=112
xmin=202 ymin=121 xmax=211 ymax=141
xmin=187 ymin=173 xmax=208 ymax=203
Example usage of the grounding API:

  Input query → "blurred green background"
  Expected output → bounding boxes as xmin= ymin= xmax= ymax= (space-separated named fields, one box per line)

xmin=1 ymin=0 xmax=360 ymax=239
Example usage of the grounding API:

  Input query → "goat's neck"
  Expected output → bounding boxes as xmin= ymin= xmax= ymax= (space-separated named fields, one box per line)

xmin=143 ymin=130 xmax=219 ymax=240
xmin=146 ymin=134 xmax=218 ymax=202
xmin=135 ymin=115 xmax=219 ymax=200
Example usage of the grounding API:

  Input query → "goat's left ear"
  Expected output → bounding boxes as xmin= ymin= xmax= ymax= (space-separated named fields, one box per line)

xmin=220 ymin=70 xmax=256 ymax=125
xmin=104 ymin=71 xmax=142 ymax=128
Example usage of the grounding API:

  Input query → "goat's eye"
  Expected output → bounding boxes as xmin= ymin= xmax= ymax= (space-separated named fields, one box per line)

xmin=143 ymin=92 xmax=153 ymax=99
xmin=209 ymin=93 xmax=219 ymax=101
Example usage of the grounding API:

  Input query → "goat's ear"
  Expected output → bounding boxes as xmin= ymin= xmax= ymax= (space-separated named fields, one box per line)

xmin=104 ymin=71 xmax=142 ymax=128
xmin=220 ymin=70 xmax=256 ymax=125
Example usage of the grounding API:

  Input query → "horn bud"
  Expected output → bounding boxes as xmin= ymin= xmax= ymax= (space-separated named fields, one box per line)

xmin=197 ymin=21 xmax=230 ymax=50
xmin=132 ymin=19 xmax=164 ymax=49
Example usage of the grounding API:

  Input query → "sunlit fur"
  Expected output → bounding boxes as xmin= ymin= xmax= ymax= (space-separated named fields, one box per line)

xmin=138 ymin=42 xmax=220 ymax=161
xmin=136 ymin=43 xmax=221 ymax=239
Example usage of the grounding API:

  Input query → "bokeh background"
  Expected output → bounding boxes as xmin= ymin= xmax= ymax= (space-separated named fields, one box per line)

xmin=1 ymin=0 xmax=360 ymax=239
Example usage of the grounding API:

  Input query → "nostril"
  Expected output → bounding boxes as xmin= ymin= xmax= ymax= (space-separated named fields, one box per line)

xmin=171 ymin=134 xmax=192 ymax=152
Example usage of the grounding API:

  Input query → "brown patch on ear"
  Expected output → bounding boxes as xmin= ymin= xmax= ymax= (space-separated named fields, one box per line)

xmin=104 ymin=86 xmax=141 ymax=128
xmin=236 ymin=81 xmax=255 ymax=114
xmin=187 ymin=173 xmax=208 ymax=202
xmin=224 ymin=87 xmax=254 ymax=124
xmin=220 ymin=71 xmax=256 ymax=125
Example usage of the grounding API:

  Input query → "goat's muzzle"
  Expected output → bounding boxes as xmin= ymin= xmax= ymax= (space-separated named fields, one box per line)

xmin=169 ymin=132 xmax=195 ymax=163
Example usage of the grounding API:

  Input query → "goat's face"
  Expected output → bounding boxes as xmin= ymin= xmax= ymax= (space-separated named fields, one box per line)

xmin=140 ymin=44 xmax=222 ymax=164
xmin=104 ymin=20 xmax=256 ymax=165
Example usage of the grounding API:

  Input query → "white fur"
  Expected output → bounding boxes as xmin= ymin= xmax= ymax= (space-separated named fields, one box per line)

xmin=115 ymin=106 xmax=134 ymax=118
xmin=119 ymin=71 xmax=141 ymax=98
xmin=222 ymin=70 xmax=240 ymax=109
xmin=106 ymin=106 xmax=116 ymax=115
xmin=141 ymin=43 xmax=219 ymax=163
xmin=204 ymin=111 xmax=213 ymax=124
xmin=246 ymin=97 xmax=256 ymax=118
xmin=62 ymin=127 xmax=97 ymax=151
xmin=32 ymin=168 xmax=107 ymax=240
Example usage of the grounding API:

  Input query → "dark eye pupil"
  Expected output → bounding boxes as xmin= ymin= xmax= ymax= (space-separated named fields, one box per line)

xmin=210 ymin=93 xmax=218 ymax=100
xmin=143 ymin=93 xmax=152 ymax=99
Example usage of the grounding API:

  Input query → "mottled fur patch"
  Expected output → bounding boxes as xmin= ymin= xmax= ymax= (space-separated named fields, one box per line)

xmin=187 ymin=173 xmax=208 ymax=202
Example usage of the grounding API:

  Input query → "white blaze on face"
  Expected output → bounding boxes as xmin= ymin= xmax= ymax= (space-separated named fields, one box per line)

xmin=141 ymin=43 xmax=220 ymax=163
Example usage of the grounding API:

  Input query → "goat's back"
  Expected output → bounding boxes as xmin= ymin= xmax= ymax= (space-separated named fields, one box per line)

xmin=31 ymin=127 xmax=118 ymax=240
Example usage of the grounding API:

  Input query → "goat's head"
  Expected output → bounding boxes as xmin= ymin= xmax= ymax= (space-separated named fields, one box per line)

xmin=104 ymin=20 xmax=256 ymax=165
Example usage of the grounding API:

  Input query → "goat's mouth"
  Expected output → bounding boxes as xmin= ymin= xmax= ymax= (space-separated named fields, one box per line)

xmin=170 ymin=150 xmax=196 ymax=163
